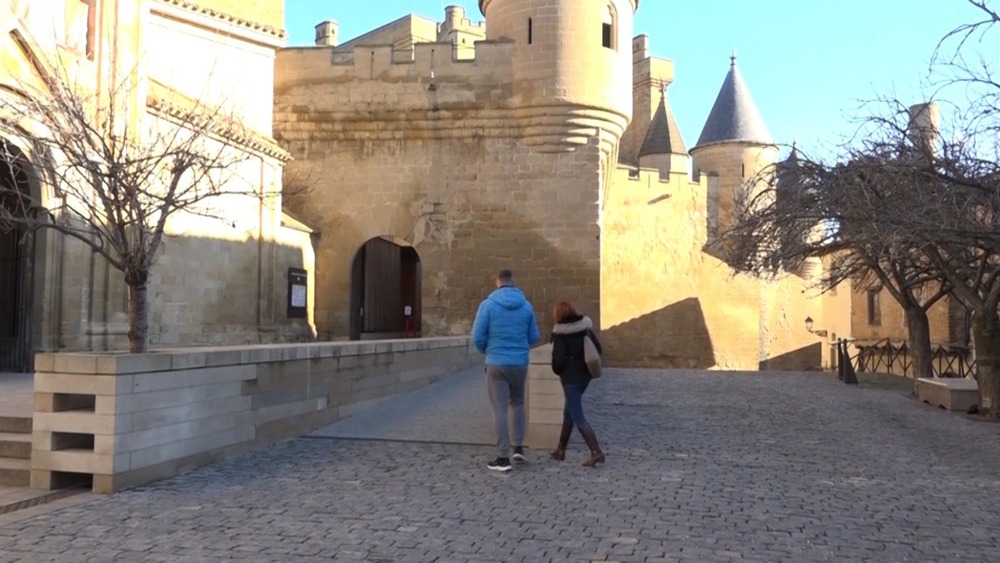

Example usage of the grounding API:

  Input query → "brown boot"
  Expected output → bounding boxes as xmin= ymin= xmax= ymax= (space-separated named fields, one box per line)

xmin=578 ymin=425 xmax=605 ymax=467
xmin=550 ymin=419 xmax=573 ymax=461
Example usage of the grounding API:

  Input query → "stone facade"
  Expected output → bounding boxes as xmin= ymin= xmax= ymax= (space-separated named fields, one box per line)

xmin=0 ymin=0 xmax=314 ymax=372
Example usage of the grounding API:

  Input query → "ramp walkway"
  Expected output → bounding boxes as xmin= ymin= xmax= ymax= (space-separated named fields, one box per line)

xmin=310 ymin=365 xmax=494 ymax=445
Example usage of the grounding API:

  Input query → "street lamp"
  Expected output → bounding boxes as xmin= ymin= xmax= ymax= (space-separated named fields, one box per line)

xmin=804 ymin=316 xmax=827 ymax=337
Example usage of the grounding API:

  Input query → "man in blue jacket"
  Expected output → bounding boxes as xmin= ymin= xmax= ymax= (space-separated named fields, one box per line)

xmin=472 ymin=269 xmax=541 ymax=472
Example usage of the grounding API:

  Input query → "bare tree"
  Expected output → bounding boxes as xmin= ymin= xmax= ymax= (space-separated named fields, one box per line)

xmin=716 ymin=131 xmax=949 ymax=382
xmin=0 ymin=54 xmax=263 ymax=353
xmin=719 ymin=0 xmax=1000 ymax=417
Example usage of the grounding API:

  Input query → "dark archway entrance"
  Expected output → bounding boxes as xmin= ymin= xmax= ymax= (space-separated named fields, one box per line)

xmin=0 ymin=143 xmax=35 ymax=372
xmin=349 ymin=237 xmax=421 ymax=340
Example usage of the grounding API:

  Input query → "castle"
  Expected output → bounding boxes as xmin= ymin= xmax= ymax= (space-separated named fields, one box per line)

xmin=0 ymin=0 xmax=852 ymax=373
xmin=274 ymin=0 xmax=851 ymax=369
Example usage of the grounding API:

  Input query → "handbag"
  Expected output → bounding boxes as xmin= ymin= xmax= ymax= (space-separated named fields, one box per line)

xmin=583 ymin=331 xmax=602 ymax=378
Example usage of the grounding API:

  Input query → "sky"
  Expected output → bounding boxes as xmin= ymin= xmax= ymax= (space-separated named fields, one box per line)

xmin=283 ymin=1 xmax=992 ymax=161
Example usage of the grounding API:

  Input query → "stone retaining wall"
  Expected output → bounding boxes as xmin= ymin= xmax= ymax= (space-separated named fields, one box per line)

xmin=31 ymin=337 xmax=477 ymax=493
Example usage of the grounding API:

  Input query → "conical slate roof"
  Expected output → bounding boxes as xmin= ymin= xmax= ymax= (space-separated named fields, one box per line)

xmin=694 ymin=58 xmax=773 ymax=148
xmin=639 ymin=91 xmax=687 ymax=157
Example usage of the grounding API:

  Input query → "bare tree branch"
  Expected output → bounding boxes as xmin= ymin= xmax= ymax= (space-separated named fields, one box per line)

xmin=0 ymin=50 xmax=282 ymax=352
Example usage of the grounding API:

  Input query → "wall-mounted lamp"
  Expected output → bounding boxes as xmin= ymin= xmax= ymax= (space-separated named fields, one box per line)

xmin=804 ymin=316 xmax=828 ymax=338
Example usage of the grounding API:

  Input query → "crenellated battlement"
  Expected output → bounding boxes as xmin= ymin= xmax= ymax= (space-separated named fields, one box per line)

xmin=280 ymin=40 xmax=514 ymax=85
xmin=440 ymin=5 xmax=486 ymax=39
xmin=277 ymin=0 xmax=636 ymax=154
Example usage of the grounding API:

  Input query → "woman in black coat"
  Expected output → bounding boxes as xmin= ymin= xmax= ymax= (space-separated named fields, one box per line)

xmin=550 ymin=301 xmax=605 ymax=467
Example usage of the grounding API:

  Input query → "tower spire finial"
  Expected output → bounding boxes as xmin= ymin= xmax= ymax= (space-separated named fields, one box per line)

xmin=730 ymin=49 xmax=737 ymax=67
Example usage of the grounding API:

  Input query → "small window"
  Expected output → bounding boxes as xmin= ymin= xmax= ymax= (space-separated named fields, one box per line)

xmin=867 ymin=290 xmax=881 ymax=326
xmin=602 ymin=6 xmax=616 ymax=50
xmin=528 ymin=18 xmax=533 ymax=44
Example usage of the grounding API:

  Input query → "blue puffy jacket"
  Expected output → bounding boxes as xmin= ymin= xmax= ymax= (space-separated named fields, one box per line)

xmin=472 ymin=285 xmax=541 ymax=366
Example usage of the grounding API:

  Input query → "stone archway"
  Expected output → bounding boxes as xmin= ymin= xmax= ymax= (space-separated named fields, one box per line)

xmin=349 ymin=237 xmax=422 ymax=340
xmin=0 ymin=142 xmax=35 ymax=372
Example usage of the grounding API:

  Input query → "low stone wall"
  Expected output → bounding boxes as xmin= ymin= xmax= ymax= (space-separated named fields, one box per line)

xmin=31 ymin=337 xmax=477 ymax=493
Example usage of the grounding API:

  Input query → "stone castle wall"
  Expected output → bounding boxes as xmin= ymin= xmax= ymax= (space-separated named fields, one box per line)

xmin=601 ymin=165 xmax=831 ymax=369
xmin=274 ymin=43 xmax=603 ymax=339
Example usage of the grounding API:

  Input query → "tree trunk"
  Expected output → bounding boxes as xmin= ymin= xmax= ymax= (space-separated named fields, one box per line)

xmin=971 ymin=308 xmax=1000 ymax=419
xmin=904 ymin=306 xmax=934 ymax=380
xmin=127 ymin=281 xmax=149 ymax=353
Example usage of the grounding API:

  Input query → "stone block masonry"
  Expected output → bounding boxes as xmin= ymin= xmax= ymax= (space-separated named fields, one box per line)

xmin=31 ymin=337 xmax=478 ymax=493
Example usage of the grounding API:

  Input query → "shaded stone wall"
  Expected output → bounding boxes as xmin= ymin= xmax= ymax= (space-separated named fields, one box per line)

xmin=0 ymin=1 xmax=313 ymax=361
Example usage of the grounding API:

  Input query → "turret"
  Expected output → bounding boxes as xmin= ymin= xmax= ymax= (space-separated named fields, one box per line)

xmin=315 ymin=20 xmax=338 ymax=46
xmin=690 ymin=55 xmax=777 ymax=237
xmin=438 ymin=6 xmax=485 ymax=60
xmin=619 ymin=34 xmax=687 ymax=176
xmin=637 ymin=87 xmax=687 ymax=177
xmin=478 ymin=0 xmax=639 ymax=155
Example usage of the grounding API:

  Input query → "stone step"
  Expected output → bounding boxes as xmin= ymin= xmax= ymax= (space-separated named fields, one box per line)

xmin=0 ymin=433 xmax=31 ymax=459
xmin=0 ymin=458 xmax=29 ymax=488
xmin=0 ymin=416 xmax=31 ymax=435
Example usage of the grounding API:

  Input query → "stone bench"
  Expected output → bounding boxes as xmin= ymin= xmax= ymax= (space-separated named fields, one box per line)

xmin=915 ymin=377 xmax=979 ymax=412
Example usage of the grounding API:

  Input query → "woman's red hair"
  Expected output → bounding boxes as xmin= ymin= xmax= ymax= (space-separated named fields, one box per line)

xmin=553 ymin=301 xmax=578 ymax=323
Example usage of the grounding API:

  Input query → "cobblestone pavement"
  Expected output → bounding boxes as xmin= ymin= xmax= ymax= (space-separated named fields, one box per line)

xmin=1 ymin=368 xmax=999 ymax=562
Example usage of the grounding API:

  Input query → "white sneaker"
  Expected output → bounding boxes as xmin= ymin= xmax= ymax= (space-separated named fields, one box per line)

xmin=487 ymin=457 xmax=512 ymax=472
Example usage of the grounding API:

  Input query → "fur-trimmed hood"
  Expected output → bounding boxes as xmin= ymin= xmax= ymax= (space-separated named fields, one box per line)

xmin=552 ymin=315 xmax=592 ymax=335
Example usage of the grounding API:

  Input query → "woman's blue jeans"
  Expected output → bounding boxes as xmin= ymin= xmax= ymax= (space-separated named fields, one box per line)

xmin=562 ymin=380 xmax=590 ymax=427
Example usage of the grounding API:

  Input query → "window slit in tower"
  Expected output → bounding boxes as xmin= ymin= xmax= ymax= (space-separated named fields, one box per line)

xmin=602 ymin=5 xmax=616 ymax=50
xmin=528 ymin=18 xmax=533 ymax=44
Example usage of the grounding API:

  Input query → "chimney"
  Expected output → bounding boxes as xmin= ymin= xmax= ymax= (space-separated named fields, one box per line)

xmin=315 ymin=20 xmax=339 ymax=47
xmin=633 ymin=35 xmax=649 ymax=64
xmin=907 ymin=102 xmax=940 ymax=157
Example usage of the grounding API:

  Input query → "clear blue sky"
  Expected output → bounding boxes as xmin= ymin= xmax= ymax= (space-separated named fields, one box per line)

xmin=284 ymin=1 xmax=988 ymax=161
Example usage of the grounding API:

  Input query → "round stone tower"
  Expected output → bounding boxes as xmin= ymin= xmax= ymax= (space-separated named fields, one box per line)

xmin=479 ymin=0 xmax=638 ymax=155
xmin=690 ymin=56 xmax=778 ymax=236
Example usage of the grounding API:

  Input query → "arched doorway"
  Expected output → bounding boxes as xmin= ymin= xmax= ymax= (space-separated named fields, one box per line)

xmin=0 ymin=143 xmax=35 ymax=372
xmin=349 ymin=237 xmax=421 ymax=340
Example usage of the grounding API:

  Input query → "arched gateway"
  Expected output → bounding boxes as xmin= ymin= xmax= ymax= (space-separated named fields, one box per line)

xmin=0 ymin=143 xmax=35 ymax=372
xmin=349 ymin=236 xmax=421 ymax=340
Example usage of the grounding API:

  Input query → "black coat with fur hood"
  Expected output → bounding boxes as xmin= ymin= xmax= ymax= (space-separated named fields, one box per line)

xmin=551 ymin=315 xmax=602 ymax=385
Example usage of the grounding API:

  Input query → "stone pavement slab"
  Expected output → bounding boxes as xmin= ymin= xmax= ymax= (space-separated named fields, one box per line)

xmin=0 ymin=368 xmax=998 ymax=562
xmin=0 ymin=373 xmax=32 ymax=418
